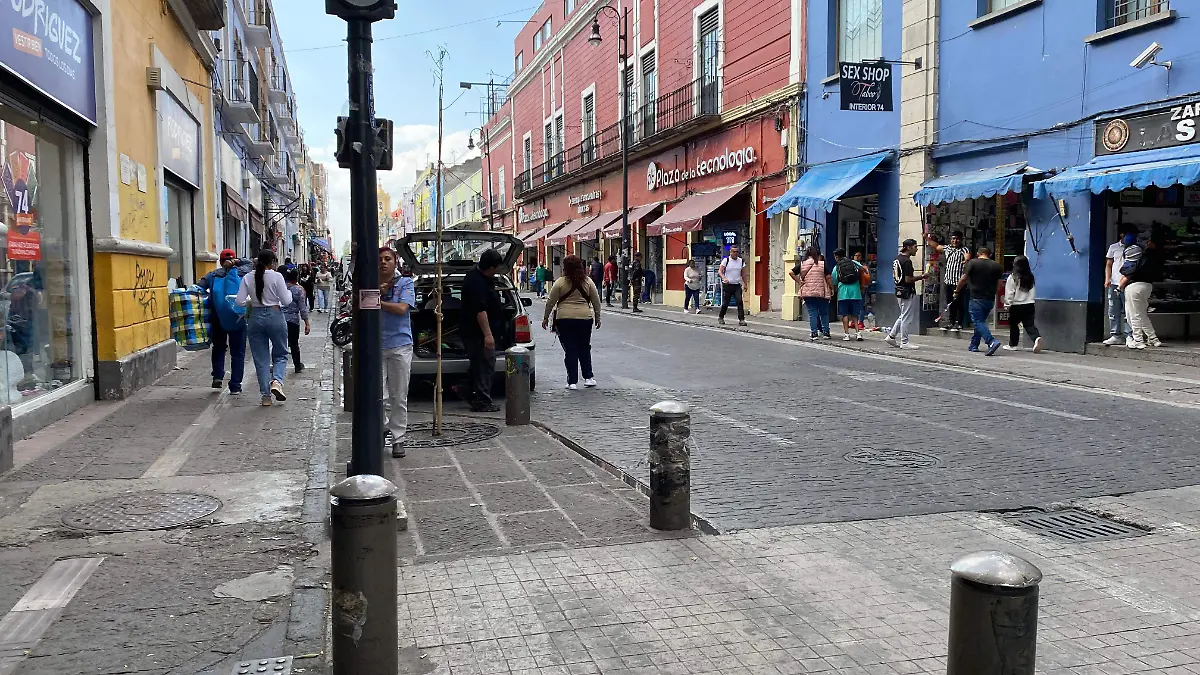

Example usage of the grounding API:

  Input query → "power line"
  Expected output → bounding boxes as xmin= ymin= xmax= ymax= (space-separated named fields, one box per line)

xmin=286 ymin=7 xmax=540 ymax=54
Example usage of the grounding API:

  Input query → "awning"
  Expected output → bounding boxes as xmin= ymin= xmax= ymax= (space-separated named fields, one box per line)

xmin=310 ymin=237 xmax=332 ymax=253
xmin=1033 ymin=145 xmax=1200 ymax=200
xmin=645 ymin=185 xmax=746 ymax=237
xmin=574 ymin=212 xmax=618 ymax=238
xmin=913 ymin=162 xmax=1028 ymax=207
xmin=766 ymin=150 xmax=894 ymax=216
xmin=603 ymin=203 xmax=662 ymax=239
xmin=522 ymin=222 xmax=568 ymax=244
xmin=546 ymin=219 xmax=586 ymax=246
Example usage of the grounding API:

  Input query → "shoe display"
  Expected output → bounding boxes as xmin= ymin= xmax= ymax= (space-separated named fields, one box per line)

xmin=583 ymin=378 xmax=597 ymax=388
xmin=1102 ymin=335 xmax=1124 ymax=346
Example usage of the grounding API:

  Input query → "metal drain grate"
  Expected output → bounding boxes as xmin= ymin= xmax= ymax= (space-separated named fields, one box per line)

xmin=62 ymin=492 xmax=221 ymax=533
xmin=403 ymin=421 xmax=502 ymax=448
xmin=1001 ymin=508 xmax=1150 ymax=543
xmin=844 ymin=447 xmax=940 ymax=468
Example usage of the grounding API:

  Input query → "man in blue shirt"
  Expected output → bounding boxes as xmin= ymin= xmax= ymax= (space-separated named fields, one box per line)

xmin=380 ymin=246 xmax=416 ymax=457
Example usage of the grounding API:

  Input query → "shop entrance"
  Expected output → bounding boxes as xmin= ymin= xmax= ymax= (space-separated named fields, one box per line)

xmin=164 ymin=174 xmax=197 ymax=288
xmin=836 ymin=195 xmax=880 ymax=322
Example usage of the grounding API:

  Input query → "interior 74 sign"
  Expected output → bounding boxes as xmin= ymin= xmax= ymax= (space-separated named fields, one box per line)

xmin=839 ymin=62 xmax=893 ymax=112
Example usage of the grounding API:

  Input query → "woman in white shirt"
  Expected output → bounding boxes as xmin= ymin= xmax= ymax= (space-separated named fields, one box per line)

xmin=236 ymin=250 xmax=294 ymax=405
xmin=1003 ymin=255 xmax=1043 ymax=354
xmin=315 ymin=267 xmax=335 ymax=312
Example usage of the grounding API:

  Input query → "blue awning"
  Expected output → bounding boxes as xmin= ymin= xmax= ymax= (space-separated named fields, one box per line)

xmin=310 ymin=237 xmax=332 ymax=253
xmin=766 ymin=151 xmax=894 ymax=216
xmin=913 ymin=162 xmax=1028 ymax=207
xmin=1033 ymin=145 xmax=1200 ymax=200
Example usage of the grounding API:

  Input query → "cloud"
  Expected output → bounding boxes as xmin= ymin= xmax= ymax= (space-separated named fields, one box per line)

xmin=321 ymin=124 xmax=480 ymax=254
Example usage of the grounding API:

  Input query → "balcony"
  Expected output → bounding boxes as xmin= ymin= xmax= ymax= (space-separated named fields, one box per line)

xmin=269 ymin=70 xmax=289 ymax=105
xmin=243 ymin=123 xmax=274 ymax=158
xmin=262 ymin=158 xmax=287 ymax=186
xmin=221 ymin=76 xmax=260 ymax=125
xmin=514 ymin=77 xmax=720 ymax=199
xmin=284 ymin=122 xmax=302 ymax=147
xmin=245 ymin=6 xmax=271 ymax=48
xmin=180 ymin=0 xmax=224 ymax=30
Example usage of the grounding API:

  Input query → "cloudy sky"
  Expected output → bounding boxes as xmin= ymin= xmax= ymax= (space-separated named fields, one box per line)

xmin=276 ymin=1 xmax=531 ymax=253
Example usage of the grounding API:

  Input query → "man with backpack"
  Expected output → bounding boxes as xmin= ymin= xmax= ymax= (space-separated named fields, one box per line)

xmin=198 ymin=249 xmax=252 ymax=394
xmin=827 ymin=248 xmax=867 ymax=341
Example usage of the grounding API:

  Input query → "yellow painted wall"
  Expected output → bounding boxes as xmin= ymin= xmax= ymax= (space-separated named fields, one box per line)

xmin=93 ymin=253 xmax=171 ymax=360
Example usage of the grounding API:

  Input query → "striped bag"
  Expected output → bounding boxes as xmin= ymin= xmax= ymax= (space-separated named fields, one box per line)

xmin=169 ymin=288 xmax=211 ymax=351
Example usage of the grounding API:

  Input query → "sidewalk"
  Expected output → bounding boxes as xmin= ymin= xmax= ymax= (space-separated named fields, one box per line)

xmin=0 ymin=321 xmax=334 ymax=675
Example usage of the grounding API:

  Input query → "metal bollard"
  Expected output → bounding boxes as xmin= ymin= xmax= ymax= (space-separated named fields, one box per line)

xmin=330 ymin=475 xmax=398 ymax=675
xmin=505 ymin=346 xmax=531 ymax=426
xmin=947 ymin=550 xmax=1042 ymax=675
xmin=648 ymin=401 xmax=691 ymax=530
xmin=341 ymin=346 xmax=354 ymax=413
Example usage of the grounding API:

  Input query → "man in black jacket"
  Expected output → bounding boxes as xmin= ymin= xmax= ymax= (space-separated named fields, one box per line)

xmin=460 ymin=249 xmax=505 ymax=412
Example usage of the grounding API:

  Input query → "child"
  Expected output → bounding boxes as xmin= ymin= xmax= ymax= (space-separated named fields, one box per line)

xmin=283 ymin=268 xmax=311 ymax=372
xmin=1003 ymin=255 xmax=1043 ymax=353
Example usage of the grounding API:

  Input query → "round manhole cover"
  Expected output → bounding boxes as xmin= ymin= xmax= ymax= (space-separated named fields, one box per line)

xmin=404 ymin=421 xmax=502 ymax=448
xmin=62 ymin=492 xmax=222 ymax=533
xmin=844 ymin=448 xmax=940 ymax=468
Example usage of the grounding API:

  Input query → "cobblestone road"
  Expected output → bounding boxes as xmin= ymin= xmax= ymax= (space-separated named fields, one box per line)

xmin=530 ymin=304 xmax=1200 ymax=531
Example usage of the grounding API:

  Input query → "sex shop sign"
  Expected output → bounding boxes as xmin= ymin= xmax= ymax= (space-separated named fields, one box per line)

xmin=839 ymin=61 xmax=893 ymax=112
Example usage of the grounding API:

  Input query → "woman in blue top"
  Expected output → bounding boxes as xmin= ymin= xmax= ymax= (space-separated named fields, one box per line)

xmin=826 ymin=248 xmax=866 ymax=341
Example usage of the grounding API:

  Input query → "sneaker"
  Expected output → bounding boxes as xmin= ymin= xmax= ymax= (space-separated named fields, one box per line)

xmin=229 ymin=386 xmax=242 ymax=395
xmin=583 ymin=378 xmax=597 ymax=388
xmin=986 ymin=340 xmax=1002 ymax=356
xmin=270 ymin=380 xmax=287 ymax=401
xmin=884 ymin=335 xmax=898 ymax=347
xmin=843 ymin=334 xmax=851 ymax=341
xmin=470 ymin=403 xmax=502 ymax=413
xmin=810 ymin=333 xmax=819 ymax=341
xmin=1002 ymin=345 xmax=1017 ymax=351
xmin=390 ymin=439 xmax=407 ymax=458
xmin=694 ymin=309 xmax=702 ymax=315
xmin=822 ymin=333 xmax=832 ymax=340
xmin=855 ymin=332 xmax=864 ymax=342
xmin=738 ymin=320 xmax=748 ymax=327
xmin=568 ymin=383 xmax=579 ymax=390
xmin=261 ymin=396 xmax=273 ymax=407
xmin=1033 ymin=337 xmax=1044 ymax=354
xmin=632 ymin=308 xmax=644 ymax=314
xmin=1102 ymin=335 xmax=1124 ymax=346
xmin=857 ymin=322 xmax=865 ymax=331
xmin=1126 ymin=337 xmax=1137 ymax=349
xmin=952 ymin=327 xmax=962 ymax=334
xmin=968 ymin=346 xmax=980 ymax=353
xmin=718 ymin=318 xmax=726 ymax=325
xmin=295 ymin=364 xmax=306 ymax=374
xmin=1148 ymin=338 xmax=1164 ymax=348
xmin=899 ymin=343 xmax=920 ymax=350
xmin=211 ymin=378 xmax=223 ymax=389
xmin=1128 ymin=341 xmax=1146 ymax=350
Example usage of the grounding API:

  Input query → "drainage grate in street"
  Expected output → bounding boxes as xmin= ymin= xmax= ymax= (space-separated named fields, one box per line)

xmin=404 ymin=421 xmax=502 ymax=448
xmin=62 ymin=492 xmax=221 ymax=533
xmin=232 ymin=657 xmax=292 ymax=675
xmin=843 ymin=447 xmax=940 ymax=468
xmin=1001 ymin=508 xmax=1150 ymax=543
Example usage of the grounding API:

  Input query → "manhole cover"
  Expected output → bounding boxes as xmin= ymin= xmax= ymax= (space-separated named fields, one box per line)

xmin=844 ymin=448 xmax=940 ymax=468
xmin=62 ymin=492 xmax=222 ymax=533
xmin=1000 ymin=508 xmax=1150 ymax=543
xmin=404 ymin=421 xmax=502 ymax=448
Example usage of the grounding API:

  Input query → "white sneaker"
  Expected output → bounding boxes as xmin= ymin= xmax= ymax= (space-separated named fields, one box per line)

xmin=1002 ymin=345 xmax=1017 ymax=351
xmin=855 ymin=332 xmax=864 ymax=342
xmin=583 ymin=378 xmax=597 ymax=388
xmin=1126 ymin=337 xmax=1136 ymax=348
xmin=1128 ymin=341 xmax=1146 ymax=350
xmin=1033 ymin=337 xmax=1044 ymax=354
xmin=899 ymin=343 xmax=920 ymax=350
xmin=694 ymin=309 xmax=702 ymax=315
xmin=843 ymin=334 xmax=851 ymax=341
xmin=568 ymin=383 xmax=579 ymax=390
xmin=884 ymin=335 xmax=898 ymax=347
xmin=1148 ymin=338 xmax=1164 ymax=347
xmin=1102 ymin=335 xmax=1123 ymax=346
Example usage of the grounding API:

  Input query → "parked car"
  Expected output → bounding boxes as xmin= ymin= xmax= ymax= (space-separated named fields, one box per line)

xmin=395 ymin=231 xmax=537 ymax=392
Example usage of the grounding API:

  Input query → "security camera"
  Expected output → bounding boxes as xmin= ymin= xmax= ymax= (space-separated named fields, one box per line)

xmin=1131 ymin=42 xmax=1165 ymax=69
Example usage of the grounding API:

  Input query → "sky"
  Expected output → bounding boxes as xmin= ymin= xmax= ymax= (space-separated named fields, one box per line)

xmin=275 ymin=0 xmax=535 ymax=253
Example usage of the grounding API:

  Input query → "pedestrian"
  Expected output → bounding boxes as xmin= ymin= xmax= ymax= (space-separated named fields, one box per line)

xmin=627 ymin=252 xmax=645 ymax=313
xmin=884 ymin=239 xmax=929 ymax=349
xmin=460 ymin=249 xmax=505 ymax=412
xmin=236 ymin=250 xmax=293 ymax=406
xmin=827 ymin=248 xmax=866 ymax=341
xmin=1120 ymin=234 xmax=1164 ymax=350
xmin=603 ymin=255 xmax=618 ymax=307
xmin=643 ymin=266 xmax=656 ymax=304
xmin=283 ymin=268 xmax=311 ymax=372
xmin=684 ymin=258 xmax=705 ymax=314
xmin=542 ymin=255 xmax=602 ymax=390
xmin=283 ymin=257 xmax=295 ymax=272
xmin=1104 ymin=224 xmax=1137 ymax=346
xmin=198 ymin=248 xmax=251 ymax=394
xmin=718 ymin=244 xmax=747 ymax=326
xmin=790 ymin=246 xmax=831 ymax=340
xmin=517 ymin=262 xmax=529 ymax=292
xmin=955 ymin=246 xmax=1004 ymax=356
xmin=299 ymin=264 xmax=316 ymax=313
xmin=589 ymin=257 xmax=604 ymax=290
xmin=379 ymin=246 xmax=416 ymax=456
xmin=927 ymin=231 xmax=971 ymax=331
xmin=852 ymin=251 xmax=870 ymax=330
xmin=534 ymin=261 xmax=549 ymax=298
xmin=315 ymin=265 xmax=334 ymax=312
xmin=1002 ymin=255 xmax=1043 ymax=353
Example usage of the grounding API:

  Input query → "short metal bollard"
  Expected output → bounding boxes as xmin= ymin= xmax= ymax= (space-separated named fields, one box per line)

xmin=330 ymin=475 xmax=398 ymax=675
xmin=341 ymin=346 xmax=354 ymax=413
xmin=505 ymin=346 xmax=531 ymax=426
xmin=648 ymin=401 xmax=691 ymax=531
xmin=947 ymin=550 xmax=1042 ymax=675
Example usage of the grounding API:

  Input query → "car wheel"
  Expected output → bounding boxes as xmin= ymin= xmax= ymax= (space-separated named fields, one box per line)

xmin=529 ymin=369 xmax=536 ymax=391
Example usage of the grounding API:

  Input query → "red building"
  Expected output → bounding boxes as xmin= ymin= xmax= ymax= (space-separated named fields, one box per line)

xmin=483 ymin=0 xmax=804 ymax=310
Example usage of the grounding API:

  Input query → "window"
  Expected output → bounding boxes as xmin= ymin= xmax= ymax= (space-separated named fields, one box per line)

xmin=641 ymin=51 xmax=657 ymax=137
xmin=534 ymin=29 xmax=543 ymax=51
xmin=837 ymin=0 xmax=883 ymax=65
xmin=988 ymin=0 xmax=1023 ymax=9
xmin=554 ymin=113 xmax=564 ymax=176
xmin=534 ymin=18 xmax=552 ymax=51
xmin=1107 ymin=0 xmax=1167 ymax=27
xmin=543 ymin=18 xmax=552 ymax=42
xmin=582 ymin=93 xmax=596 ymax=163
xmin=544 ymin=121 xmax=554 ymax=180
xmin=565 ymin=0 xmax=576 ymax=15
xmin=523 ymin=135 xmax=532 ymax=171
xmin=515 ymin=51 xmax=524 ymax=72
xmin=623 ymin=65 xmax=636 ymax=141
xmin=498 ymin=166 xmax=506 ymax=208
xmin=698 ymin=8 xmax=720 ymax=115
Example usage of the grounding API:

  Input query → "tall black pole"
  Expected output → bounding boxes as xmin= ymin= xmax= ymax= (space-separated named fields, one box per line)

xmin=347 ymin=19 xmax=382 ymax=477
xmin=618 ymin=8 xmax=631 ymax=309
xmin=484 ymin=130 xmax=494 ymax=230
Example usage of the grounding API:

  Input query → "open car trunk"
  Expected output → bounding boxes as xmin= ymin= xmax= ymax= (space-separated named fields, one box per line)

xmin=411 ymin=275 xmax=519 ymax=359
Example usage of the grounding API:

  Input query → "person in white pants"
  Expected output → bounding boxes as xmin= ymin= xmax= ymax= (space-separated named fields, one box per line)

xmin=1119 ymin=237 xmax=1164 ymax=350
xmin=885 ymin=239 xmax=929 ymax=349
xmin=379 ymin=247 xmax=416 ymax=456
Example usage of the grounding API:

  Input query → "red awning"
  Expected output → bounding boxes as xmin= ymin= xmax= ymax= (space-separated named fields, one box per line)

xmin=602 ymin=203 xmax=663 ymax=239
xmin=546 ymin=219 xmax=585 ymax=246
xmin=644 ymin=184 xmax=747 ymax=237
xmin=575 ymin=212 xmax=619 ymax=238
xmin=522 ymin=222 xmax=568 ymax=244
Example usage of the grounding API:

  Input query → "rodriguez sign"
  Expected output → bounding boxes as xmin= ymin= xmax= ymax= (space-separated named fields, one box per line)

xmin=2 ymin=0 xmax=97 ymax=124
xmin=646 ymin=147 xmax=756 ymax=191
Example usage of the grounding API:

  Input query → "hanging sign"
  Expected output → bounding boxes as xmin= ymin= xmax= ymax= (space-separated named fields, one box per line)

xmin=1 ymin=0 xmax=97 ymax=124
xmin=839 ymin=62 xmax=893 ymax=112
xmin=1095 ymin=102 xmax=1200 ymax=156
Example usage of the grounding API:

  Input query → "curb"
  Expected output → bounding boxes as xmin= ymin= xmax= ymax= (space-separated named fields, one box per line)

xmin=529 ymin=419 xmax=721 ymax=536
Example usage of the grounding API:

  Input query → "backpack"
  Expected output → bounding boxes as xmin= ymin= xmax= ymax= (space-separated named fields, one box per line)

xmin=211 ymin=268 xmax=247 ymax=332
xmin=836 ymin=259 xmax=860 ymax=285
xmin=1119 ymin=244 xmax=1144 ymax=277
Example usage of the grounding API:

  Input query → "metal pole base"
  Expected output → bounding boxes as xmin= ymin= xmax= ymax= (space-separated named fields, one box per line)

xmin=505 ymin=346 xmax=531 ymax=426
xmin=648 ymin=401 xmax=691 ymax=531
xmin=947 ymin=551 xmax=1042 ymax=675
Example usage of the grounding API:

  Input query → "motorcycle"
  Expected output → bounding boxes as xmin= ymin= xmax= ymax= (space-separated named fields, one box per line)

xmin=330 ymin=289 xmax=353 ymax=347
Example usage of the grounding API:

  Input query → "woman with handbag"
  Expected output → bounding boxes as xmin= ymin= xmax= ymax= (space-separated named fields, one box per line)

xmin=542 ymin=255 xmax=602 ymax=390
xmin=789 ymin=247 xmax=831 ymax=340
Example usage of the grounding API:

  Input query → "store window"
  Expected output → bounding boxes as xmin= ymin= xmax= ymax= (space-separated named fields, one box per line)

xmin=0 ymin=115 xmax=82 ymax=404
xmin=164 ymin=176 xmax=196 ymax=288
xmin=836 ymin=0 xmax=883 ymax=67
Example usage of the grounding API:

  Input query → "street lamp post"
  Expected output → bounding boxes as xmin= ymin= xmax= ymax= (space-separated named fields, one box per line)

xmin=589 ymin=7 xmax=632 ymax=308
xmin=468 ymin=128 xmax=495 ymax=231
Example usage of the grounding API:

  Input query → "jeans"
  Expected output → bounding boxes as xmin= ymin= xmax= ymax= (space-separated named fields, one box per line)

xmin=968 ymin=298 xmax=997 ymax=350
xmin=803 ymin=297 xmax=830 ymax=336
xmin=210 ymin=321 xmax=246 ymax=390
xmin=603 ymin=282 xmax=615 ymax=305
xmin=685 ymin=287 xmax=703 ymax=310
xmin=247 ymin=306 xmax=289 ymax=396
xmin=384 ymin=344 xmax=413 ymax=442
xmin=1107 ymin=285 xmax=1131 ymax=337
xmin=462 ymin=334 xmax=496 ymax=408
xmin=1008 ymin=303 xmax=1041 ymax=347
xmin=1124 ymin=282 xmax=1158 ymax=344
xmin=719 ymin=283 xmax=744 ymax=321
xmin=557 ymin=318 xmax=594 ymax=385
xmin=887 ymin=295 xmax=918 ymax=345
xmin=315 ymin=288 xmax=327 ymax=311
xmin=287 ymin=321 xmax=303 ymax=370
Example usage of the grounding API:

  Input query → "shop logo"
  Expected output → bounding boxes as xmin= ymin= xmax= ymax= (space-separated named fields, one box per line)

xmin=1102 ymin=118 xmax=1131 ymax=153
xmin=646 ymin=147 xmax=757 ymax=191
xmin=517 ymin=207 xmax=548 ymax=224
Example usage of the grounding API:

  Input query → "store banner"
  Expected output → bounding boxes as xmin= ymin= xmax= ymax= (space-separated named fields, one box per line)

xmin=839 ymin=62 xmax=893 ymax=112
xmin=159 ymin=92 xmax=201 ymax=187
xmin=1096 ymin=103 xmax=1200 ymax=156
xmin=2 ymin=127 xmax=41 ymax=260
xmin=8 ymin=213 xmax=41 ymax=260
xmin=1 ymin=0 xmax=97 ymax=124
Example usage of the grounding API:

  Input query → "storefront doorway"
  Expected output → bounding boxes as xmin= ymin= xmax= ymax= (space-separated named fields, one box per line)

xmin=164 ymin=175 xmax=197 ymax=289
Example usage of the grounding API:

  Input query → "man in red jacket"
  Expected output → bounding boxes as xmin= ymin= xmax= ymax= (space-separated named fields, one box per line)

xmin=602 ymin=255 xmax=618 ymax=307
